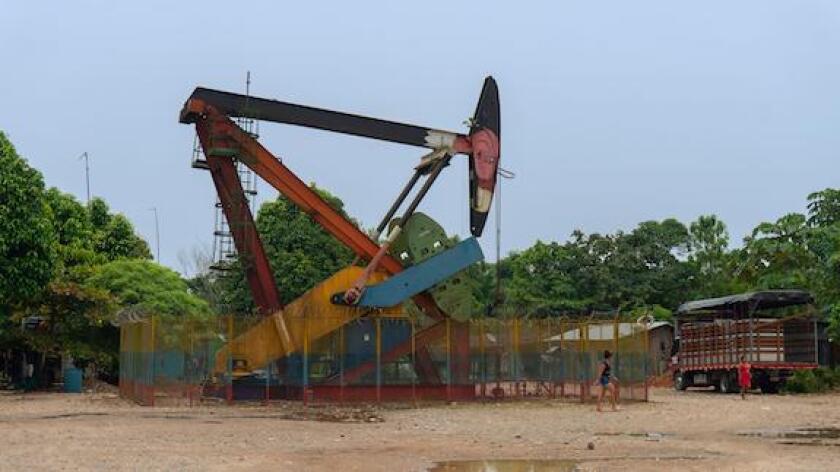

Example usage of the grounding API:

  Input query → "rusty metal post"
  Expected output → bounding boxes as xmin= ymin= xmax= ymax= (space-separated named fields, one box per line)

xmin=376 ymin=317 xmax=382 ymax=404
xmin=613 ymin=314 xmax=620 ymax=403
xmin=411 ymin=317 xmax=416 ymax=405
xmin=150 ymin=315 xmax=157 ymax=407
xmin=446 ymin=318 xmax=452 ymax=402
xmin=479 ymin=319 xmax=486 ymax=400
xmin=339 ymin=323 xmax=345 ymax=405
xmin=226 ymin=315 xmax=233 ymax=405
xmin=580 ymin=320 xmax=588 ymax=403
xmin=303 ymin=316 xmax=310 ymax=405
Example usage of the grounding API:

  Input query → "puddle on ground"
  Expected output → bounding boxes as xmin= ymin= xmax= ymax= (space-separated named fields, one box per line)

xmin=429 ymin=460 xmax=578 ymax=472
xmin=595 ymin=431 xmax=669 ymax=440
xmin=38 ymin=412 xmax=109 ymax=420
xmin=738 ymin=427 xmax=840 ymax=447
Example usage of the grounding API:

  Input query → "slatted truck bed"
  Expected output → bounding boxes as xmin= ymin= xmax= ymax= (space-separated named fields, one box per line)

xmin=673 ymin=290 xmax=821 ymax=393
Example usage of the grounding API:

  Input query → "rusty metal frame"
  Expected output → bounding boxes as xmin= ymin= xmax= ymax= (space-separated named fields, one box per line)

xmin=188 ymin=103 xmax=448 ymax=316
xmin=186 ymin=101 xmax=457 ymax=386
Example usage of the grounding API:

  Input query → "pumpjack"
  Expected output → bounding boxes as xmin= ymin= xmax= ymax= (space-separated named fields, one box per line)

xmin=180 ymin=77 xmax=500 ymax=399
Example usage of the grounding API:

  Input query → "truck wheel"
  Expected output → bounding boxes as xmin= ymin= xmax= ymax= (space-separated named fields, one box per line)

xmin=761 ymin=382 xmax=779 ymax=394
xmin=718 ymin=373 xmax=732 ymax=394
xmin=674 ymin=371 xmax=688 ymax=391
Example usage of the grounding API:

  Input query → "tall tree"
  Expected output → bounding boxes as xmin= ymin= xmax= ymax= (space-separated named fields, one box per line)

xmin=16 ymin=189 xmax=157 ymax=376
xmin=609 ymin=219 xmax=692 ymax=309
xmin=807 ymin=188 xmax=840 ymax=228
xmin=804 ymin=189 xmax=840 ymax=340
xmin=739 ymin=213 xmax=815 ymax=289
xmin=507 ymin=241 xmax=590 ymax=315
xmin=86 ymin=198 xmax=152 ymax=261
xmin=688 ymin=214 xmax=736 ymax=297
xmin=0 ymin=131 xmax=56 ymax=314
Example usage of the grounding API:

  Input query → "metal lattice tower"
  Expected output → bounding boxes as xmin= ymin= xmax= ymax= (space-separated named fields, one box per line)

xmin=191 ymin=72 xmax=259 ymax=270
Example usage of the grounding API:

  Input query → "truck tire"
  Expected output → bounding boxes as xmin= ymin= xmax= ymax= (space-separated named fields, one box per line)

xmin=754 ymin=371 xmax=779 ymax=394
xmin=761 ymin=382 xmax=779 ymax=394
xmin=674 ymin=371 xmax=688 ymax=391
xmin=718 ymin=372 xmax=733 ymax=394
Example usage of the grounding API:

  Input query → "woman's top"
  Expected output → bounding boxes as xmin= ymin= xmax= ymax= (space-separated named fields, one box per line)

xmin=601 ymin=360 xmax=611 ymax=379
xmin=738 ymin=362 xmax=751 ymax=380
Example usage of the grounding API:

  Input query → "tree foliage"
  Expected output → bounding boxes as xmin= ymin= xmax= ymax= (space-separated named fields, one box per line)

xmin=86 ymin=259 xmax=210 ymax=320
xmin=1 ymin=131 xmax=161 ymax=382
xmin=0 ymin=131 xmax=56 ymax=311
xmin=491 ymin=190 xmax=840 ymax=340
xmin=213 ymin=185 xmax=354 ymax=314
xmin=503 ymin=219 xmax=692 ymax=317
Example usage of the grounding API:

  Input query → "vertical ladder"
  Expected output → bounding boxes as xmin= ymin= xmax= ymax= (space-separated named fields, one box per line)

xmin=191 ymin=73 xmax=260 ymax=271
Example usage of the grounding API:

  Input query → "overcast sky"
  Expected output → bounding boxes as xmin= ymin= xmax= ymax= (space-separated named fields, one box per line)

xmin=2 ymin=1 xmax=839 ymax=274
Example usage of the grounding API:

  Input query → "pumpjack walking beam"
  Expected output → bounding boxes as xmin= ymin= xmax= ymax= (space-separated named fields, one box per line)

xmin=182 ymin=76 xmax=501 ymax=238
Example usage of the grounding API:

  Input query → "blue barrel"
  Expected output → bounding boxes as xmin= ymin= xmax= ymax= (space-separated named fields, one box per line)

xmin=63 ymin=368 xmax=83 ymax=393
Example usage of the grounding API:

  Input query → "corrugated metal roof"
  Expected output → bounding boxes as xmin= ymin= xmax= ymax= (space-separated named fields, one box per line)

xmin=545 ymin=321 xmax=671 ymax=342
xmin=676 ymin=290 xmax=813 ymax=315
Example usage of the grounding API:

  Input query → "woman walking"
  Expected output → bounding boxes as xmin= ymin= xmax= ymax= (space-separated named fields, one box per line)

xmin=738 ymin=356 xmax=752 ymax=400
xmin=595 ymin=350 xmax=618 ymax=412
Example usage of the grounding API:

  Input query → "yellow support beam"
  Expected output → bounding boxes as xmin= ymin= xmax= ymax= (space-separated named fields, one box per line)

xmin=214 ymin=266 xmax=398 ymax=374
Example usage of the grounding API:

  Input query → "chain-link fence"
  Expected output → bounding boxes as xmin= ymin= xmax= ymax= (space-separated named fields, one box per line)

xmin=119 ymin=315 xmax=650 ymax=406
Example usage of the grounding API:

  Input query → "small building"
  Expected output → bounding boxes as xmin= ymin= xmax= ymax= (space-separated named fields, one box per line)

xmin=545 ymin=321 xmax=674 ymax=376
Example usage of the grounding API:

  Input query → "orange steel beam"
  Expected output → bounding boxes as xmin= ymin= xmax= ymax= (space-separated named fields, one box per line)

xmin=186 ymin=100 xmax=445 ymax=321
xmin=201 ymin=150 xmax=282 ymax=313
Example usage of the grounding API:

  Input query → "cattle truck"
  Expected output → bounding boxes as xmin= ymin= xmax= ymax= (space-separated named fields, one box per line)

xmin=673 ymin=290 xmax=825 ymax=394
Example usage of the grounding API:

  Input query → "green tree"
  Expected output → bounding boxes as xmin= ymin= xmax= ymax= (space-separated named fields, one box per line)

xmin=804 ymin=189 xmax=840 ymax=341
xmin=16 ymin=189 xmax=113 ymax=365
xmin=85 ymin=198 xmax=151 ymax=261
xmin=609 ymin=219 xmax=692 ymax=309
xmin=0 ymin=132 xmax=56 ymax=312
xmin=807 ymin=188 xmax=840 ymax=228
xmin=88 ymin=198 xmax=111 ymax=229
xmin=688 ymin=215 xmax=738 ymax=297
xmin=215 ymin=185 xmax=354 ymax=314
xmin=17 ymin=281 xmax=115 ymax=368
xmin=15 ymin=189 xmax=158 ymax=379
xmin=739 ymin=213 xmax=815 ymax=289
xmin=504 ymin=219 xmax=693 ymax=316
xmin=689 ymin=215 xmax=728 ymax=271
xmin=467 ymin=259 xmax=513 ymax=317
xmin=44 ymin=188 xmax=98 ymax=278
xmin=86 ymin=259 xmax=210 ymax=321
xmin=506 ymin=241 xmax=589 ymax=315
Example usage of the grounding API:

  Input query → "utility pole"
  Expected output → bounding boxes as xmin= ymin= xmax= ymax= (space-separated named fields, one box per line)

xmin=149 ymin=207 xmax=160 ymax=263
xmin=78 ymin=152 xmax=90 ymax=203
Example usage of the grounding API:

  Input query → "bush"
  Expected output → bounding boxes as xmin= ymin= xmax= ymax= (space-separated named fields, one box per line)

xmin=813 ymin=366 xmax=840 ymax=390
xmin=783 ymin=367 xmax=840 ymax=394
xmin=783 ymin=370 xmax=820 ymax=393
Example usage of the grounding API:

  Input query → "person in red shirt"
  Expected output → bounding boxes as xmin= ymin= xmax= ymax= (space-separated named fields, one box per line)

xmin=738 ymin=356 xmax=752 ymax=400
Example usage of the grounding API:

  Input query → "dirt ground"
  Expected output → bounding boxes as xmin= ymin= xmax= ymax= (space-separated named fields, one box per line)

xmin=1 ymin=387 xmax=838 ymax=471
